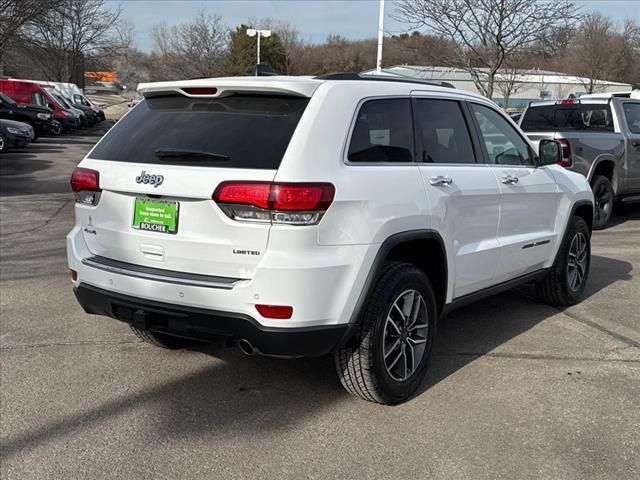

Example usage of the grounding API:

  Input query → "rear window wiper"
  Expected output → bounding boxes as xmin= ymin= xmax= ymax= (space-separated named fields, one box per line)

xmin=154 ymin=148 xmax=230 ymax=160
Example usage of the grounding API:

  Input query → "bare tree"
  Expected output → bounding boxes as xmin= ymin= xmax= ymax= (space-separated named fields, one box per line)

xmin=394 ymin=0 xmax=577 ymax=98
xmin=150 ymin=11 xmax=228 ymax=80
xmin=0 ymin=0 xmax=62 ymax=74
xmin=563 ymin=14 xmax=619 ymax=93
xmin=495 ymin=66 xmax=525 ymax=109
xmin=24 ymin=0 xmax=121 ymax=84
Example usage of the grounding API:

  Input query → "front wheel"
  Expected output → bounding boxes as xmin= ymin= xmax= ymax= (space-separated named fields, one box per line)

xmin=50 ymin=121 xmax=63 ymax=136
xmin=335 ymin=262 xmax=437 ymax=404
xmin=591 ymin=175 xmax=614 ymax=230
xmin=536 ymin=216 xmax=591 ymax=306
xmin=0 ymin=133 xmax=7 ymax=153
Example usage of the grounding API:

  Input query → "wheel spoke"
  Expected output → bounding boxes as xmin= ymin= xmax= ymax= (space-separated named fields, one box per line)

xmin=387 ymin=316 xmax=402 ymax=335
xmin=392 ymin=303 xmax=406 ymax=322
xmin=401 ymin=291 xmax=415 ymax=321
xmin=384 ymin=337 xmax=402 ymax=359
xmin=406 ymin=341 xmax=415 ymax=375
xmin=388 ymin=349 xmax=403 ymax=371
xmin=407 ymin=337 xmax=427 ymax=345
xmin=409 ymin=323 xmax=428 ymax=332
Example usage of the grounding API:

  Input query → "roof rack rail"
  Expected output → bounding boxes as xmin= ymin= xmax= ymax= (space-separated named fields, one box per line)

xmin=314 ymin=72 xmax=455 ymax=89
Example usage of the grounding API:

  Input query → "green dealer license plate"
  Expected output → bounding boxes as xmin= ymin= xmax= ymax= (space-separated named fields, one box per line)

xmin=132 ymin=198 xmax=179 ymax=234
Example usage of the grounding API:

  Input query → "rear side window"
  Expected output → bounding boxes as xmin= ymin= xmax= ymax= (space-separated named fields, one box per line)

xmin=348 ymin=98 xmax=414 ymax=163
xmin=521 ymin=104 xmax=614 ymax=132
xmin=623 ymin=103 xmax=640 ymax=134
xmin=413 ymin=99 xmax=476 ymax=164
xmin=90 ymin=94 xmax=309 ymax=169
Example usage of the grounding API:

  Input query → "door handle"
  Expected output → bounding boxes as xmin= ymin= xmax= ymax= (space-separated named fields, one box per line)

xmin=501 ymin=175 xmax=519 ymax=185
xmin=429 ymin=176 xmax=453 ymax=186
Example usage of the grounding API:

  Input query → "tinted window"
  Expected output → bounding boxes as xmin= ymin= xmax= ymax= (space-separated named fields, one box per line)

xmin=472 ymin=104 xmax=535 ymax=166
xmin=623 ymin=103 xmax=640 ymax=134
xmin=414 ymin=99 xmax=475 ymax=164
xmin=348 ymin=98 xmax=414 ymax=163
xmin=521 ymin=104 xmax=614 ymax=132
xmin=32 ymin=92 xmax=47 ymax=107
xmin=90 ymin=94 xmax=308 ymax=169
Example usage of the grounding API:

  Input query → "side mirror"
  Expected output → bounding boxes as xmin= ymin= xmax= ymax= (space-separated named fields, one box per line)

xmin=539 ymin=139 xmax=562 ymax=165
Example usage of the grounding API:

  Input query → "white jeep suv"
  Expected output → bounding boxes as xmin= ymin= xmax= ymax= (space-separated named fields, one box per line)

xmin=68 ymin=74 xmax=594 ymax=404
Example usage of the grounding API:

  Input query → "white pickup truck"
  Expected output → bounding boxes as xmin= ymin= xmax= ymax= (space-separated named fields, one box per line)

xmin=519 ymin=95 xmax=640 ymax=228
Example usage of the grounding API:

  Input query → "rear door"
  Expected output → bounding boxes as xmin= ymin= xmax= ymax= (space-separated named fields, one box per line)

xmin=621 ymin=102 xmax=640 ymax=192
xmin=469 ymin=103 xmax=560 ymax=283
xmin=413 ymin=96 xmax=501 ymax=299
xmin=77 ymin=92 xmax=309 ymax=279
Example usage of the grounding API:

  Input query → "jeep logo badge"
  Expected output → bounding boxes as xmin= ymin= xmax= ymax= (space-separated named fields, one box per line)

xmin=135 ymin=170 xmax=164 ymax=187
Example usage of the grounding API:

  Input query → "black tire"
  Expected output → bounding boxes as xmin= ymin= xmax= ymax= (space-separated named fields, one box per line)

xmin=51 ymin=121 xmax=63 ymax=136
xmin=29 ymin=124 xmax=38 ymax=141
xmin=536 ymin=216 xmax=591 ymax=306
xmin=591 ymin=175 xmax=614 ymax=230
xmin=130 ymin=325 xmax=194 ymax=350
xmin=0 ymin=133 xmax=7 ymax=153
xmin=334 ymin=262 xmax=438 ymax=405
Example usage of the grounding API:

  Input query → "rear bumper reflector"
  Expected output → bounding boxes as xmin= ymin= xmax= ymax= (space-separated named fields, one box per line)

xmin=81 ymin=255 xmax=244 ymax=290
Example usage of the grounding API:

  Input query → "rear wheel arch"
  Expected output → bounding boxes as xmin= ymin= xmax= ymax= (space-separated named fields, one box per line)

xmin=589 ymin=159 xmax=617 ymax=193
xmin=349 ymin=230 xmax=448 ymax=327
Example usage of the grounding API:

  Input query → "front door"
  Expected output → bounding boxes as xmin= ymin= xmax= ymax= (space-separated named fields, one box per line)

xmin=413 ymin=96 xmax=501 ymax=299
xmin=469 ymin=103 xmax=561 ymax=284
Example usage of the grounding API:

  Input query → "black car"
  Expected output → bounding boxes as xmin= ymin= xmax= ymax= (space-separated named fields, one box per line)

xmin=0 ymin=93 xmax=58 ymax=138
xmin=0 ymin=119 xmax=33 ymax=152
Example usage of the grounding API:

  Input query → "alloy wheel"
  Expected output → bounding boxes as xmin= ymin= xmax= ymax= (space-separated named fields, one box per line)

xmin=567 ymin=232 xmax=588 ymax=292
xmin=382 ymin=289 xmax=429 ymax=381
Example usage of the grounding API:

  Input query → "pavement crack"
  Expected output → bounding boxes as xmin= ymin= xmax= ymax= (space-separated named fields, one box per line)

xmin=559 ymin=309 xmax=640 ymax=349
xmin=435 ymin=351 xmax=640 ymax=363
xmin=2 ymin=339 xmax=142 ymax=350
xmin=0 ymin=199 xmax=71 ymax=238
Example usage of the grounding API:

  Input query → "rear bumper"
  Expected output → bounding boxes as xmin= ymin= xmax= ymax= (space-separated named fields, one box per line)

xmin=75 ymin=283 xmax=350 ymax=357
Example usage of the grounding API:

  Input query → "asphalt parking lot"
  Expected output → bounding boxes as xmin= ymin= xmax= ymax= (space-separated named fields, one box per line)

xmin=1 ymin=127 xmax=639 ymax=479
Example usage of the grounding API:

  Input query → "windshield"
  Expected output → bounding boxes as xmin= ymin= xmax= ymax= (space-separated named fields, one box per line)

xmin=0 ymin=93 xmax=17 ymax=106
xmin=90 ymin=93 xmax=309 ymax=169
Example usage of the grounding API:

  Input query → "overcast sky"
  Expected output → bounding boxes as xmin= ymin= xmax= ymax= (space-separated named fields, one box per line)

xmin=109 ymin=0 xmax=640 ymax=51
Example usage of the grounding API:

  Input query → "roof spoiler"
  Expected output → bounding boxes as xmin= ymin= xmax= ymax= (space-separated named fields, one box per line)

xmin=314 ymin=72 xmax=455 ymax=89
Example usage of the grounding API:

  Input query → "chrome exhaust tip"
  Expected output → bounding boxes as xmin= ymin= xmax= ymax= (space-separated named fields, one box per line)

xmin=237 ymin=338 xmax=256 ymax=356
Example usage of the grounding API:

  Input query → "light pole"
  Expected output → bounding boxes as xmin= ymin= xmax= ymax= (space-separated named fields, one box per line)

xmin=246 ymin=28 xmax=271 ymax=75
xmin=376 ymin=0 xmax=385 ymax=73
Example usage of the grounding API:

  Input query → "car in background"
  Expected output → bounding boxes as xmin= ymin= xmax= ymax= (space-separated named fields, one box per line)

xmin=519 ymin=97 xmax=640 ymax=228
xmin=0 ymin=92 xmax=59 ymax=138
xmin=46 ymin=89 xmax=87 ymax=127
xmin=0 ymin=119 xmax=33 ymax=152
xmin=51 ymin=82 xmax=105 ymax=122
xmin=0 ymin=78 xmax=78 ymax=132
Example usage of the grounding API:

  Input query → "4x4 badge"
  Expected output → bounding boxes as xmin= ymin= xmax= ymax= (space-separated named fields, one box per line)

xmin=136 ymin=170 xmax=164 ymax=187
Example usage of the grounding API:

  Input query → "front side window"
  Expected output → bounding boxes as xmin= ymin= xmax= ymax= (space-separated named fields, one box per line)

xmin=623 ymin=103 xmax=640 ymax=134
xmin=347 ymin=98 xmax=414 ymax=163
xmin=471 ymin=104 xmax=535 ymax=166
xmin=32 ymin=92 xmax=47 ymax=107
xmin=414 ymin=99 xmax=476 ymax=164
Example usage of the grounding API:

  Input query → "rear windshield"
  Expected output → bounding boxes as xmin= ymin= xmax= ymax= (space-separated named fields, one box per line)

xmin=521 ymin=104 xmax=614 ymax=132
xmin=90 ymin=94 xmax=309 ymax=169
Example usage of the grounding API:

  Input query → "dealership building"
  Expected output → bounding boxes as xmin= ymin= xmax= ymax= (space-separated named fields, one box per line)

xmin=364 ymin=65 xmax=634 ymax=110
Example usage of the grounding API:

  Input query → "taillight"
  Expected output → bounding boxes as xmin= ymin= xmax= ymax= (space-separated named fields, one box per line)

xmin=557 ymin=99 xmax=579 ymax=105
xmin=71 ymin=167 xmax=101 ymax=205
xmin=255 ymin=304 xmax=293 ymax=319
xmin=557 ymin=139 xmax=572 ymax=167
xmin=70 ymin=269 xmax=78 ymax=281
xmin=213 ymin=182 xmax=335 ymax=225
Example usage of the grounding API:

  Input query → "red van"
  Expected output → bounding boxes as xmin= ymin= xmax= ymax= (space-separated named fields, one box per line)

xmin=0 ymin=79 xmax=77 ymax=132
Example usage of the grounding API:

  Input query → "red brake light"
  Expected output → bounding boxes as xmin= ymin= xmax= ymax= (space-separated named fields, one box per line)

xmin=183 ymin=87 xmax=217 ymax=95
xmin=255 ymin=304 xmax=293 ymax=319
xmin=213 ymin=182 xmax=335 ymax=225
xmin=557 ymin=139 xmax=572 ymax=167
xmin=214 ymin=182 xmax=271 ymax=209
xmin=71 ymin=167 xmax=100 ymax=192
xmin=558 ymin=99 xmax=579 ymax=105
xmin=71 ymin=167 xmax=101 ymax=205
xmin=70 ymin=269 xmax=78 ymax=281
